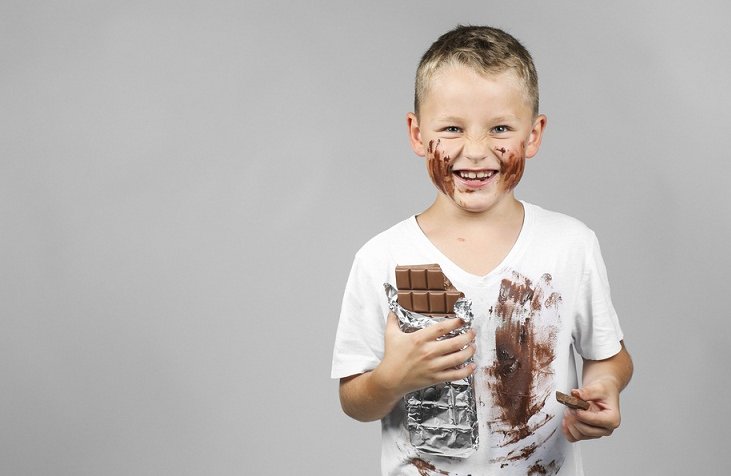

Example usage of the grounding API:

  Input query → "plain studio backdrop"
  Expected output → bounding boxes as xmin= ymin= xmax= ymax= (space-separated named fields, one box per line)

xmin=2 ymin=1 xmax=729 ymax=474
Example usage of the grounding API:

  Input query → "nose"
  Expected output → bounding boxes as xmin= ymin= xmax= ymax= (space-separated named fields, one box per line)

xmin=462 ymin=135 xmax=492 ymax=162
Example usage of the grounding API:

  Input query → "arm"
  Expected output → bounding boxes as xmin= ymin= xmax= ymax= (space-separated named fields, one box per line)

xmin=562 ymin=341 xmax=634 ymax=442
xmin=339 ymin=312 xmax=476 ymax=422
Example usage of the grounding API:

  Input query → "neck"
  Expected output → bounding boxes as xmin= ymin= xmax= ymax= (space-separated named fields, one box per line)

xmin=415 ymin=194 xmax=526 ymax=276
xmin=419 ymin=194 xmax=524 ymax=230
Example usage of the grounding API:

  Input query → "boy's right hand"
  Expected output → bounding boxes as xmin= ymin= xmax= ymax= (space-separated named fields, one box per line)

xmin=372 ymin=312 xmax=476 ymax=398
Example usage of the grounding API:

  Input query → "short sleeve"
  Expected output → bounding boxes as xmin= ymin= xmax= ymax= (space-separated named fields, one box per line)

xmin=572 ymin=232 xmax=624 ymax=360
xmin=330 ymin=250 xmax=389 ymax=379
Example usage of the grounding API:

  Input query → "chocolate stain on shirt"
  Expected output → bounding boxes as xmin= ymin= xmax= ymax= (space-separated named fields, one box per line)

xmin=527 ymin=459 xmax=560 ymax=475
xmin=427 ymin=139 xmax=455 ymax=197
xmin=410 ymin=457 xmax=450 ymax=476
xmin=486 ymin=272 xmax=560 ymax=446
xmin=502 ymin=427 xmax=558 ymax=464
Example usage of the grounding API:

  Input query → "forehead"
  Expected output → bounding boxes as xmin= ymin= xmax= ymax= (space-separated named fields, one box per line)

xmin=421 ymin=65 xmax=532 ymax=116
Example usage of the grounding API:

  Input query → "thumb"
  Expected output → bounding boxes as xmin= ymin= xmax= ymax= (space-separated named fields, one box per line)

xmin=386 ymin=312 xmax=401 ymax=332
xmin=384 ymin=312 xmax=407 ymax=343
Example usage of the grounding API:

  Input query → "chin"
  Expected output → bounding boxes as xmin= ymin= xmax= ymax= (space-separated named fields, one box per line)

xmin=453 ymin=199 xmax=497 ymax=214
xmin=451 ymin=191 xmax=512 ymax=214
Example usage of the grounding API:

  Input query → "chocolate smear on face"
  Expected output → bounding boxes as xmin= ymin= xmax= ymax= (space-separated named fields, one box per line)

xmin=427 ymin=139 xmax=455 ymax=197
xmin=497 ymin=142 xmax=527 ymax=190
xmin=486 ymin=272 xmax=559 ymax=446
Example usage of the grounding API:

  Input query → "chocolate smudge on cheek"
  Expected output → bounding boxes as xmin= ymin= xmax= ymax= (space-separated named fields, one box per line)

xmin=427 ymin=139 xmax=456 ymax=197
xmin=497 ymin=142 xmax=527 ymax=190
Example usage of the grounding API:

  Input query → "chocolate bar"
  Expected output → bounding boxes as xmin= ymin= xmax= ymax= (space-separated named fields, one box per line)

xmin=395 ymin=264 xmax=463 ymax=317
xmin=386 ymin=265 xmax=479 ymax=458
xmin=556 ymin=391 xmax=590 ymax=410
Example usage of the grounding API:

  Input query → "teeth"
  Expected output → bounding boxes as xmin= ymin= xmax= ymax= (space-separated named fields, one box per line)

xmin=457 ymin=170 xmax=495 ymax=180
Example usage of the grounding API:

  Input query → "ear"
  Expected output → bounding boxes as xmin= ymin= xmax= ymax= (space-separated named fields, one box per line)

xmin=406 ymin=112 xmax=426 ymax=157
xmin=525 ymin=114 xmax=547 ymax=159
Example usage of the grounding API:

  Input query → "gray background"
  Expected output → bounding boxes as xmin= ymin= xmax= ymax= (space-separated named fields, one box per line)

xmin=2 ymin=1 xmax=730 ymax=475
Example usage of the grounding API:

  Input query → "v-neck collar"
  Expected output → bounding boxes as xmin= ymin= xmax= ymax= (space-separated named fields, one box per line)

xmin=406 ymin=201 xmax=535 ymax=286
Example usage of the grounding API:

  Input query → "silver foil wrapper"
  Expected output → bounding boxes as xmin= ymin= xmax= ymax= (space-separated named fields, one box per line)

xmin=384 ymin=283 xmax=479 ymax=458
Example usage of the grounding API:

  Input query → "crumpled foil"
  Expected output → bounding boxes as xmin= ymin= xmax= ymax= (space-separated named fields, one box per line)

xmin=384 ymin=283 xmax=479 ymax=458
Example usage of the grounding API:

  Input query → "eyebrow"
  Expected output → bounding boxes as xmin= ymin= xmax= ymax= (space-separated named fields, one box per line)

xmin=434 ymin=115 xmax=465 ymax=123
xmin=435 ymin=114 xmax=521 ymax=123
xmin=487 ymin=115 xmax=520 ymax=123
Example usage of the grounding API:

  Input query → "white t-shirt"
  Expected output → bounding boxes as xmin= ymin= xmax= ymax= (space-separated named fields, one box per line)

xmin=331 ymin=202 xmax=623 ymax=476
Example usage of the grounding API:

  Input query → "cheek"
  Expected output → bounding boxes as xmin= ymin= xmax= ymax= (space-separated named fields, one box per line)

xmin=500 ymin=143 xmax=527 ymax=190
xmin=427 ymin=142 xmax=456 ymax=197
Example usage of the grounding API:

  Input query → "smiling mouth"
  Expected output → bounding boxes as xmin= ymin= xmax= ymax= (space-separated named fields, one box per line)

xmin=453 ymin=169 xmax=499 ymax=181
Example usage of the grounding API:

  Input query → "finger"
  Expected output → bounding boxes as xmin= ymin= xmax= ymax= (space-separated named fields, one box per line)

xmin=563 ymin=418 xmax=585 ymax=442
xmin=433 ymin=329 xmax=475 ymax=355
xmin=567 ymin=417 xmax=613 ymax=439
xmin=563 ymin=411 xmax=605 ymax=442
xmin=573 ymin=408 xmax=621 ymax=429
xmin=565 ymin=403 xmax=619 ymax=434
xmin=561 ymin=418 xmax=578 ymax=443
xmin=385 ymin=312 xmax=401 ymax=332
xmin=571 ymin=387 xmax=615 ymax=414
xmin=432 ymin=343 xmax=476 ymax=370
xmin=435 ymin=362 xmax=475 ymax=382
xmin=421 ymin=317 xmax=465 ymax=341
xmin=561 ymin=418 xmax=579 ymax=443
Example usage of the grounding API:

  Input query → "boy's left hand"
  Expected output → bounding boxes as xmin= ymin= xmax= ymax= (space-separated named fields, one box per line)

xmin=561 ymin=378 xmax=621 ymax=442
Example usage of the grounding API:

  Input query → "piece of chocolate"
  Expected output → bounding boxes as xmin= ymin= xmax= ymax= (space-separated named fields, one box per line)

xmin=555 ymin=391 xmax=590 ymax=410
xmin=395 ymin=264 xmax=463 ymax=317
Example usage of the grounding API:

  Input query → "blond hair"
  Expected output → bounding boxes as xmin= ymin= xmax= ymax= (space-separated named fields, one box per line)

xmin=414 ymin=25 xmax=539 ymax=116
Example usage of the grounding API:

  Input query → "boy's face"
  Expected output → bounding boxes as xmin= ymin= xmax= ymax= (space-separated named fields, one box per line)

xmin=407 ymin=65 xmax=546 ymax=215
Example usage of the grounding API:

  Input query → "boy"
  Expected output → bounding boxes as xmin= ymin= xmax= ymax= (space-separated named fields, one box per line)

xmin=331 ymin=25 xmax=633 ymax=475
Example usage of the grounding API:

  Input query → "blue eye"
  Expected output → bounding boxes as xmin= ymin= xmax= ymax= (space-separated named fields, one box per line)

xmin=445 ymin=126 xmax=462 ymax=133
xmin=492 ymin=125 xmax=509 ymax=134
